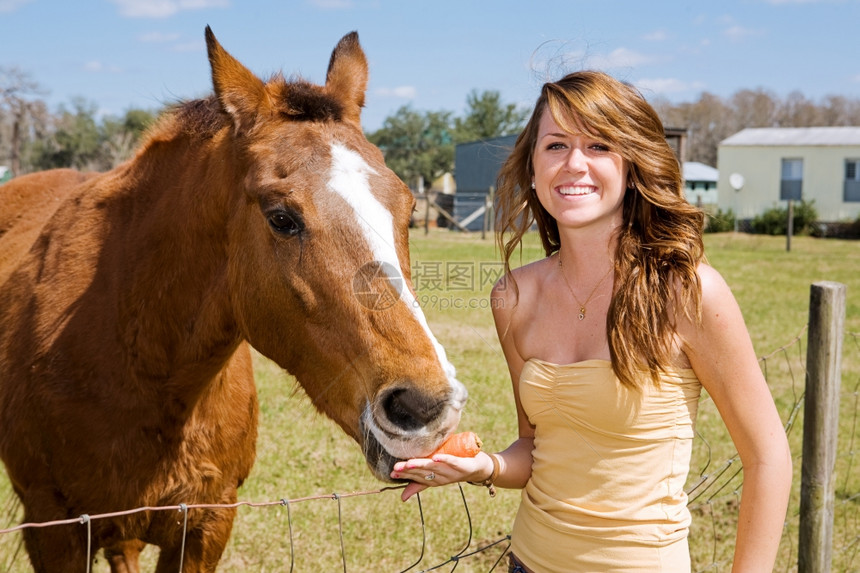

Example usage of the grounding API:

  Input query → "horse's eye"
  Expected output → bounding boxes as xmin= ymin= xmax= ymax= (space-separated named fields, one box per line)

xmin=267 ymin=210 xmax=303 ymax=236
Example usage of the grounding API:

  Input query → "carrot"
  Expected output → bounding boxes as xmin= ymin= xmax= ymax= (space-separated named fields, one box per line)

xmin=432 ymin=431 xmax=483 ymax=458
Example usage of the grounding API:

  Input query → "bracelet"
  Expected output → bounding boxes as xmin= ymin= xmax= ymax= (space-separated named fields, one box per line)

xmin=468 ymin=453 xmax=500 ymax=497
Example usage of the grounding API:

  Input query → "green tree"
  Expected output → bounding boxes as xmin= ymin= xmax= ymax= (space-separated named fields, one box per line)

xmin=29 ymin=102 xmax=158 ymax=171
xmin=121 ymin=107 xmax=158 ymax=137
xmin=453 ymin=89 xmax=527 ymax=143
xmin=30 ymin=97 xmax=101 ymax=170
xmin=0 ymin=66 xmax=48 ymax=176
xmin=368 ymin=105 xmax=454 ymax=188
xmin=99 ymin=107 xmax=158 ymax=168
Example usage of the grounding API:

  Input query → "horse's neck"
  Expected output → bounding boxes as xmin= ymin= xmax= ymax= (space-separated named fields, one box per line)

xmin=108 ymin=138 xmax=241 ymax=386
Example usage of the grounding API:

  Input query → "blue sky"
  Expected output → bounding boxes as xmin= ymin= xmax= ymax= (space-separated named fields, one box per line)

xmin=2 ymin=0 xmax=859 ymax=132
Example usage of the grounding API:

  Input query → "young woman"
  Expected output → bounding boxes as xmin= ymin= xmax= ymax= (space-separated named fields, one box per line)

xmin=392 ymin=71 xmax=791 ymax=572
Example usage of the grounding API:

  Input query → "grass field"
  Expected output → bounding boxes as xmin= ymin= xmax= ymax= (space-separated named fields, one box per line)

xmin=1 ymin=230 xmax=858 ymax=572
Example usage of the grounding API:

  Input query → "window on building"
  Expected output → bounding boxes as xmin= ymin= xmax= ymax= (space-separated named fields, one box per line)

xmin=780 ymin=158 xmax=803 ymax=201
xmin=845 ymin=159 xmax=860 ymax=202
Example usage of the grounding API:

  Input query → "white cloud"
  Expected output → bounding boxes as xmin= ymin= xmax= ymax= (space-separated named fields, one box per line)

xmin=171 ymin=41 xmax=205 ymax=53
xmin=109 ymin=0 xmax=229 ymax=18
xmin=137 ymin=31 xmax=200 ymax=52
xmin=83 ymin=61 xmax=123 ymax=74
xmin=642 ymin=30 xmax=668 ymax=42
xmin=309 ymin=0 xmax=354 ymax=8
xmin=528 ymin=46 xmax=656 ymax=83
xmin=0 ymin=0 xmax=31 ymax=13
xmin=139 ymin=31 xmax=181 ymax=43
xmin=375 ymin=86 xmax=417 ymax=99
xmin=635 ymin=77 xmax=706 ymax=96
xmin=586 ymin=48 xmax=655 ymax=70
xmin=723 ymin=24 xmax=763 ymax=41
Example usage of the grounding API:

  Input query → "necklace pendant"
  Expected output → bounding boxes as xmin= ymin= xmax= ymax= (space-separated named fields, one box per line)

xmin=578 ymin=307 xmax=586 ymax=321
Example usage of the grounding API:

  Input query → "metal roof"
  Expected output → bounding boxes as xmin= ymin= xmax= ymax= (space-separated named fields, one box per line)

xmin=721 ymin=126 xmax=860 ymax=146
xmin=683 ymin=161 xmax=718 ymax=182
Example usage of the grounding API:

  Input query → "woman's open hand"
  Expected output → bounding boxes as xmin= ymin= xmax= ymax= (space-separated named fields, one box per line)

xmin=391 ymin=451 xmax=494 ymax=501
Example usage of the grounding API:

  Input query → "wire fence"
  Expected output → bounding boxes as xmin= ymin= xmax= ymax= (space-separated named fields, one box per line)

xmin=1 ymin=329 xmax=858 ymax=572
xmin=686 ymin=327 xmax=859 ymax=572
xmin=0 ymin=483 xmax=511 ymax=573
xmin=686 ymin=327 xmax=807 ymax=572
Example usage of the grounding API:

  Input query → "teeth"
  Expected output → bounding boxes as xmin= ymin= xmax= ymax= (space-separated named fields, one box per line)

xmin=559 ymin=185 xmax=596 ymax=196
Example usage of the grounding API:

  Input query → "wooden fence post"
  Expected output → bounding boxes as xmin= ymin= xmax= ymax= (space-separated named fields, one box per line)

xmin=481 ymin=186 xmax=495 ymax=240
xmin=424 ymin=191 xmax=431 ymax=236
xmin=798 ymin=281 xmax=846 ymax=573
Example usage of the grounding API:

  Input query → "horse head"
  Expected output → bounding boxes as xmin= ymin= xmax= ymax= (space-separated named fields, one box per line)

xmin=206 ymin=28 xmax=466 ymax=480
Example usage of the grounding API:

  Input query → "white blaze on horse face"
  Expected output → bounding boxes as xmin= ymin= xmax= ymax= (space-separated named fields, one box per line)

xmin=327 ymin=143 xmax=466 ymax=450
xmin=326 ymin=142 xmax=461 ymax=382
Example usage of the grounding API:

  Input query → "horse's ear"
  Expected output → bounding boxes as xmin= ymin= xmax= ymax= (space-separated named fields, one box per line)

xmin=325 ymin=32 xmax=368 ymax=126
xmin=205 ymin=26 xmax=268 ymax=134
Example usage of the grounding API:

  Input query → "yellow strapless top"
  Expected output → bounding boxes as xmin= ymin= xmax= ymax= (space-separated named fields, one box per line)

xmin=510 ymin=358 xmax=702 ymax=572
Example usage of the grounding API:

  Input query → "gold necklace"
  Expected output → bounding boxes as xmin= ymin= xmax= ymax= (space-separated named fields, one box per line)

xmin=557 ymin=253 xmax=613 ymax=321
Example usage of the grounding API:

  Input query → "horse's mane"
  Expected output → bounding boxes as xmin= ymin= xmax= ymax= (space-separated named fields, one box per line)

xmin=170 ymin=96 xmax=227 ymax=139
xmin=147 ymin=75 xmax=344 ymax=145
xmin=138 ymin=97 xmax=227 ymax=148
xmin=276 ymin=75 xmax=344 ymax=122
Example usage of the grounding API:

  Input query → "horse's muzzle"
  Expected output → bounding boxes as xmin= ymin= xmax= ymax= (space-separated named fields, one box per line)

xmin=359 ymin=382 xmax=467 ymax=481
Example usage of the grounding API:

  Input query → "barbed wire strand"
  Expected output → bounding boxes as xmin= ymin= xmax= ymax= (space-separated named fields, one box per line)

xmin=331 ymin=493 xmax=347 ymax=573
xmin=686 ymin=327 xmax=807 ymax=572
xmin=398 ymin=492 xmax=426 ymax=573
xmin=685 ymin=429 xmax=713 ymax=500
xmin=279 ymin=498 xmax=295 ymax=573
xmin=415 ymin=483 xmax=473 ymax=573
xmin=81 ymin=514 xmax=91 ymax=573
xmin=178 ymin=503 xmax=188 ymax=573
xmin=837 ymin=331 xmax=860 ymax=571
xmin=0 ymin=486 xmax=409 ymax=536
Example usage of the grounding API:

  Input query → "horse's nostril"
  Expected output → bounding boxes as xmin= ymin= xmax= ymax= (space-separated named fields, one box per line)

xmin=382 ymin=387 xmax=444 ymax=431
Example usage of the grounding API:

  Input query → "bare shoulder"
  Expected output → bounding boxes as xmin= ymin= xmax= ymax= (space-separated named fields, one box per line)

xmin=674 ymin=263 xmax=734 ymax=325
xmin=694 ymin=262 xmax=742 ymax=327
xmin=677 ymin=261 xmax=756 ymax=370
xmin=696 ymin=262 xmax=732 ymax=299
xmin=492 ymin=258 xmax=551 ymax=311
xmin=491 ymin=257 xmax=553 ymax=335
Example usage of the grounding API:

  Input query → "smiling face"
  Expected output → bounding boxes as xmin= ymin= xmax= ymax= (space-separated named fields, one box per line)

xmin=531 ymin=107 xmax=629 ymax=232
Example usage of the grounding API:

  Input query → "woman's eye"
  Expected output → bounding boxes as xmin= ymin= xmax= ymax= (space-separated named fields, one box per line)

xmin=267 ymin=210 xmax=303 ymax=236
xmin=546 ymin=142 xmax=566 ymax=151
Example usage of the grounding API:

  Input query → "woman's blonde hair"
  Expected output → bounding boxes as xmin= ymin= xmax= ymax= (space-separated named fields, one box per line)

xmin=496 ymin=70 xmax=705 ymax=387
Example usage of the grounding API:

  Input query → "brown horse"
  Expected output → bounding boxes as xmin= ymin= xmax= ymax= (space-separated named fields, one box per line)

xmin=0 ymin=28 xmax=466 ymax=572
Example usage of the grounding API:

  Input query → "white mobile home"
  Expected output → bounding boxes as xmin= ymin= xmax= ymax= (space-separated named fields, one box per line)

xmin=683 ymin=161 xmax=719 ymax=207
xmin=717 ymin=127 xmax=860 ymax=224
